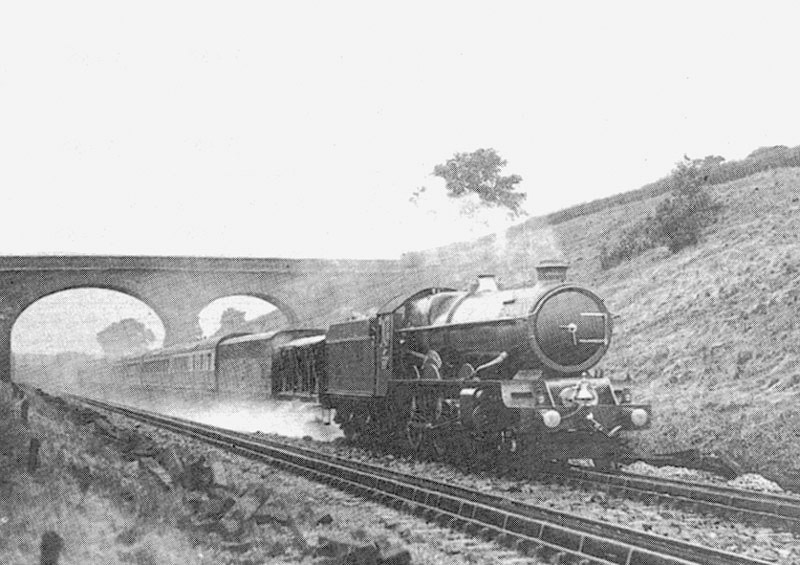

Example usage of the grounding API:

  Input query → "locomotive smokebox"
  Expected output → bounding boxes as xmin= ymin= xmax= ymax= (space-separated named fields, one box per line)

xmin=527 ymin=283 xmax=612 ymax=374
xmin=535 ymin=259 xmax=569 ymax=284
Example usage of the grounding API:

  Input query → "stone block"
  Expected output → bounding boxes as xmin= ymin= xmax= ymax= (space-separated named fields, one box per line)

xmin=180 ymin=458 xmax=215 ymax=491
xmin=157 ymin=446 xmax=184 ymax=482
xmin=380 ymin=549 xmax=412 ymax=565
xmin=139 ymin=458 xmax=173 ymax=490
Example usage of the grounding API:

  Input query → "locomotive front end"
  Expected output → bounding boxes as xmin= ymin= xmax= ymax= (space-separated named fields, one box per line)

xmin=485 ymin=262 xmax=652 ymax=461
xmin=450 ymin=261 xmax=651 ymax=462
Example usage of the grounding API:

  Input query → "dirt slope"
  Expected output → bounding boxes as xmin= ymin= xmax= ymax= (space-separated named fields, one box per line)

xmin=413 ymin=167 xmax=800 ymax=476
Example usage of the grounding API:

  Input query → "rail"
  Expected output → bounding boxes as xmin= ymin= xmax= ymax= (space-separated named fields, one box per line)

xmin=69 ymin=395 xmax=772 ymax=565
xmin=534 ymin=465 xmax=800 ymax=534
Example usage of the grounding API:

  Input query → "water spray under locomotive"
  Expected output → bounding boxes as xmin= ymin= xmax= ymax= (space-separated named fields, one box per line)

xmin=122 ymin=261 xmax=651 ymax=464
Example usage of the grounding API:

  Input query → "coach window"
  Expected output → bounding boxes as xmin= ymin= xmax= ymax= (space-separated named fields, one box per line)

xmin=172 ymin=356 xmax=187 ymax=373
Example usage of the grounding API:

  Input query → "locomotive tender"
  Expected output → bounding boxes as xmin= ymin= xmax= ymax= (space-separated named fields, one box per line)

xmin=122 ymin=261 xmax=651 ymax=464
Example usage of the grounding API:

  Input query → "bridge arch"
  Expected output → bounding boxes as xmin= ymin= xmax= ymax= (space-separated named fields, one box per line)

xmin=10 ymin=287 xmax=166 ymax=386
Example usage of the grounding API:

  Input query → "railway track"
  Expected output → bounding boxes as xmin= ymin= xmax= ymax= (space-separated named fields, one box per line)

xmin=533 ymin=464 xmax=800 ymax=535
xmin=71 ymin=395 xmax=773 ymax=565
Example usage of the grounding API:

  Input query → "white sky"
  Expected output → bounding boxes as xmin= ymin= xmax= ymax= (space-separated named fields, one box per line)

xmin=2 ymin=1 xmax=799 ymax=260
xmin=4 ymin=2 xmax=800 ymax=354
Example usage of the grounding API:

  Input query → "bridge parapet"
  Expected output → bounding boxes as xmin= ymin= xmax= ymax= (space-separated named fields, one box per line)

xmin=0 ymin=255 xmax=403 ymax=274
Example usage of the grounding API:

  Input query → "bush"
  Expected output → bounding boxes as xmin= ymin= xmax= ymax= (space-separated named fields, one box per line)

xmin=600 ymin=157 xmax=721 ymax=269
xmin=653 ymin=157 xmax=721 ymax=253
xmin=599 ymin=217 xmax=658 ymax=270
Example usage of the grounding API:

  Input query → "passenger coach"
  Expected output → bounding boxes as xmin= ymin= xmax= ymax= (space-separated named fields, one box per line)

xmin=124 ymin=329 xmax=324 ymax=398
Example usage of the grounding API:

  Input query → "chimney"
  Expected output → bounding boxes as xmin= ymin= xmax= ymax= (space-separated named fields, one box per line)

xmin=535 ymin=260 xmax=569 ymax=284
xmin=474 ymin=274 xmax=498 ymax=292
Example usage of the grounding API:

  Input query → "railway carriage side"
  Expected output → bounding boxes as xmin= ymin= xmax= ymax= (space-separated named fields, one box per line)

xmin=123 ymin=330 xmax=326 ymax=398
xmin=124 ymin=337 xmax=220 ymax=394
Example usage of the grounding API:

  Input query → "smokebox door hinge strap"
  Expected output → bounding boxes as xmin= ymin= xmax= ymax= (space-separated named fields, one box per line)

xmin=577 ymin=312 xmax=609 ymax=346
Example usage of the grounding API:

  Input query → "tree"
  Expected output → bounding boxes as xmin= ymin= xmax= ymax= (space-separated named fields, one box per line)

xmin=216 ymin=307 xmax=247 ymax=336
xmin=96 ymin=318 xmax=156 ymax=358
xmin=431 ymin=148 xmax=526 ymax=218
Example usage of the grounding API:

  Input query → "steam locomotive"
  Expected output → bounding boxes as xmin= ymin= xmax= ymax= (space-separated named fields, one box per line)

xmin=121 ymin=261 xmax=650 ymax=464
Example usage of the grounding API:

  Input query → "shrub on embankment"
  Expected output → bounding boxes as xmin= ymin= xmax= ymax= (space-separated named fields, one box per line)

xmin=598 ymin=157 xmax=723 ymax=270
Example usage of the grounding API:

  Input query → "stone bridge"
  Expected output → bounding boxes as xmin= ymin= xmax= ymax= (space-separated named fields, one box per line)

xmin=0 ymin=255 xmax=423 ymax=382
